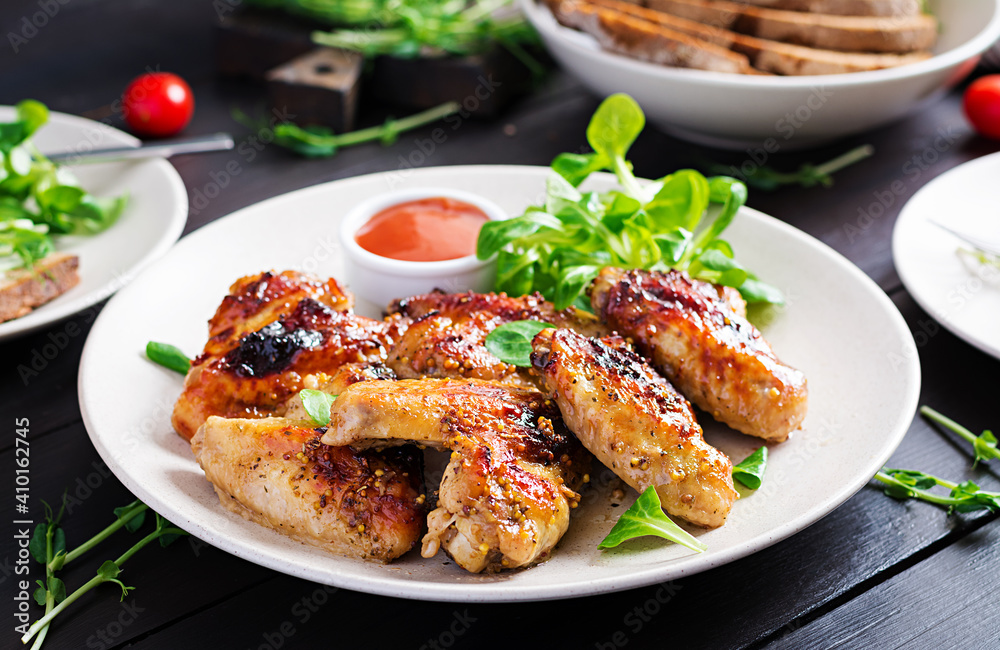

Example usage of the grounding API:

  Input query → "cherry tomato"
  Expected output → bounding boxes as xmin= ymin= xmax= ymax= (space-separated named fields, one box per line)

xmin=121 ymin=72 xmax=194 ymax=138
xmin=963 ymin=75 xmax=1000 ymax=140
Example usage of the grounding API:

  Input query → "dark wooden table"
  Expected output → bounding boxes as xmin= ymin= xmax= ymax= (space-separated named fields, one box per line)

xmin=3 ymin=1 xmax=999 ymax=648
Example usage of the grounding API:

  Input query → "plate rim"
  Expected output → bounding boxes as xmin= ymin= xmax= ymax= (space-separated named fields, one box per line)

xmin=892 ymin=151 xmax=1000 ymax=361
xmin=0 ymin=106 xmax=188 ymax=341
xmin=79 ymin=164 xmax=920 ymax=602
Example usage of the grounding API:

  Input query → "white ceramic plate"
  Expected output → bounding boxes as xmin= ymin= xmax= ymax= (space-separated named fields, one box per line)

xmin=0 ymin=107 xmax=187 ymax=341
xmin=79 ymin=166 xmax=919 ymax=602
xmin=893 ymin=152 xmax=1000 ymax=360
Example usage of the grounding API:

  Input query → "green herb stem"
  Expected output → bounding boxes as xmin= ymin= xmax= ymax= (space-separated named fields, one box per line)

xmin=873 ymin=471 xmax=962 ymax=508
xmin=920 ymin=405 xmax=999 ymax=466
xmin=920 ymin=406 xmax=979 ymax=448
xmin=812 ymin=144 xmax=874 ymax=177
xmin=22 ymin=522 xmax=186 ymax=645
xmin=22 ymin=573 xmax=104 ymax=645
xmin=30 ymin=523 xmax=57 ymax=650
xmin=330 ymin=101 xmax=460 ymax=148
xmin=52 ymin=502 xmax=148 ymax=571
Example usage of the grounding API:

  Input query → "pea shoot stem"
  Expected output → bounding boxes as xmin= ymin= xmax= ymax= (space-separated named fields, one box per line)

xmin=52 ymin=501 xmax=148 ymax=571
xmin=921 ymin=405 xmax=978 ymax=448
xmin=21 ymin=520 xmax=186 ymax=645
xmin=812 ymin=144 xmax=874 ymax=177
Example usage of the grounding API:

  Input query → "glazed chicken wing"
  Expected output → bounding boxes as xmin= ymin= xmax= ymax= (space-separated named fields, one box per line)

xmin=320 ymin=378 xmax=590 ymax=573
xmin=172 ymin=271 xmax=407 ymax=440
xmin=385 ymin=290 xmax=607 ymax=391
xmin=592 ymin=267 xmax=807 ymax=442
xmin=192 ymin=416 xmax=424 ymax=562
xmin=531 ymin=328 xmax=737 ymax=528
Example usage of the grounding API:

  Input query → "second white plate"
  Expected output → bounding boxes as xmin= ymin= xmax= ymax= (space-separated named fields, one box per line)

xmin=79 ymin=165 xmax=919 ymax=602
xmin=0 ymin=107 xmax=187 ymax=341
xmin=893 ymin=151 xmax=1000 ymax=360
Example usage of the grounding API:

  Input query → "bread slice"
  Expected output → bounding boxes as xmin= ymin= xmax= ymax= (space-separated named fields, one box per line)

xmin=645 ymin=0 xmax=938 ymax=53
xmin=554 ymin=0 xmax=761 ymax=73
xmin=581 ymin=0 xmax=932 ymax=74
xmin=0 ymin=253 xmax=80 ymax=322
xmin=726 ymin=0 xmax=921 ymax=17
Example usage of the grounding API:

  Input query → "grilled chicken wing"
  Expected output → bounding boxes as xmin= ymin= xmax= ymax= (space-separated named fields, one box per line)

xmin=592 ymin=267 xmax=807 ymax=442
xmin=192 ymin=417 xmax=424 ymax=561
xmin=172 ymin=271 xmax=407 ymax=440
xmin=531 ymin=328 xmax=737 ymax=528
xmin=385 ymin=290 xmax=607 ymax=390
xmin=320 ymin=378 xmax=590 ymax=573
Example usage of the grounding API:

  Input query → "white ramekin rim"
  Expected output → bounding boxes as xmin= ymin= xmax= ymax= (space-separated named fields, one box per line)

xmin=339 ymin=187 xmax=508 ymax=277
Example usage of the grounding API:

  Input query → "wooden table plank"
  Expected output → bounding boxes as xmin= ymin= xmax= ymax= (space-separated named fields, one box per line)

xmin=765 ymin=520 xmax=1000 ymax=649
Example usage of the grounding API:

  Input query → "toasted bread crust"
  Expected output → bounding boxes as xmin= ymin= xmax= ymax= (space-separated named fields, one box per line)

xmin=579 ymin=0 xmax=932 ymax=74
xmin=556 ymin=0 xmax=759 ymax=73
xmin=646 ymin=0 xmax=937 ymax=53
xmin=730 ymin=0 xmax=920 ymax=17
xmin=0 ymin=253 xmax=80 ymax=323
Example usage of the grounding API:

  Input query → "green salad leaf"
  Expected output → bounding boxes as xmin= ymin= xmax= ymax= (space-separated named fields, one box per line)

xmin=483 ymin=320 xmax=555 ymax=367
xmin=299 ymin=389 xmax=338 ymax=427
xmin=476 ymin=93 xmax=783 ymax=310
xmin=0 ymin=99 xmax=127 ymax=272
xmin=598 ymin=486 xmax=707 ymax=553
xmin=732 ymin=446 xmax=768 ymax=490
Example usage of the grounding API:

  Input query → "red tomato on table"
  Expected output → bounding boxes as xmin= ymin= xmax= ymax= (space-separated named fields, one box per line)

xmin=121 ymin=72 xmax=194 ymax=138
xmin=963 ymin=75 xmax=1000 ymax=140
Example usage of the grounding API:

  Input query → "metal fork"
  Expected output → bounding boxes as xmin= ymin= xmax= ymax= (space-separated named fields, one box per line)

xmin=929 ymin=220 xmax=1000 ymax=258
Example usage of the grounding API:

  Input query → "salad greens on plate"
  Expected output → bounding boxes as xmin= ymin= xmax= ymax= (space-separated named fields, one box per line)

xmin=476 ymin=93 xmax=783 ymax=311
xmin=0 ymin=99 xmax=127 ymax=272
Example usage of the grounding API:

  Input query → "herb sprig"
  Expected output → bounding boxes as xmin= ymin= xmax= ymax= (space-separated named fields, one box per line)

xmin=21 ymin=498 xmax=186 ymax=648
xmin=235 ymin=102 xmax=460 ymax=158
xmin=299 ymin=389 xmax=338 ymax=426
xmin=309 ymin=0 xmax=542 ymax=72
xmin=598 ymin=486 xmax=706 ymax=553
xmin=874 ymin=406 xmax=999 ymax=514
xmin=476 ymin=94 xmax=783 ymax=311
xmin=732 ymin=446 xmax=768 ymax=490
xmin=707 ymin=144 xmax=874 ymax=191
xmin=483 ymin=320 xmax=554 ymax=367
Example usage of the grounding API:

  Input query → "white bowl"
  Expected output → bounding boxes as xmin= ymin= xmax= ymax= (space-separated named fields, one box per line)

xmin=522 ymin=0 xmax=1000 ymax=149
xmin=339 ymin=187 xmax=507 ymax=308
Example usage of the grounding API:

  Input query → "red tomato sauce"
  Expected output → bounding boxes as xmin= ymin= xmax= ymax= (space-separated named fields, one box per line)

xmin=354 ymin=197 xmax=490 ymax=262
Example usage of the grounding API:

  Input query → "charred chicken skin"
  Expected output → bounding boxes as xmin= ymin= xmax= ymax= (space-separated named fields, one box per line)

xmin=177 ymin=271 xmax=425 ymax=561
xmin=172 ymin=271 xmax=407 ymax=440
xmin=192 ymin=417 xmax=424 ymax=562
xmin=532 ymin=328 xmax=737 ymax=528
xmin=592 ymin=267 xmax=808 ymax=442
xmin=320 ymin=378 xmax=590 ymax=573
xmin=385 ymin=290 xmax=607 ymax=391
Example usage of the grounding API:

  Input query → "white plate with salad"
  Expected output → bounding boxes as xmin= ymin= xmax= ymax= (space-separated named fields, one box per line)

xmin=78 ymin=159 xmax=920 ymax=601
xmin=893 ymin=151 xmax=1000 ymax=361
xmin=0 ymin=103 xmax=187 ymax=341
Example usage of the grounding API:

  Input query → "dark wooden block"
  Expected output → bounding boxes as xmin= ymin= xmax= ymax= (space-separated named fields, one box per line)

xmin=368 ymin=46 xmax=538 ymax=117
xmin=215 ymin=7 xmax=316 ymax=81
xmin=266 ymin=47 xmax=363 ymax=132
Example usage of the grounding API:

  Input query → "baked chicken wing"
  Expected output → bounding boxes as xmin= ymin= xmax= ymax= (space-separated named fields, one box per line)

xmin=192 ymin=416 xmax=424 ymax=562
xmin=592 ymin=267 xmax=807 ymax=442
xmin=531 ymin=327 xmax=737 ymax=528
xmin=172 ymin=271 xmax=407 ymax=440
xmin=320 ymin=378 xmax=590 ymax=573
xmin=385 ymin=290 xmax=607 ymax=391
